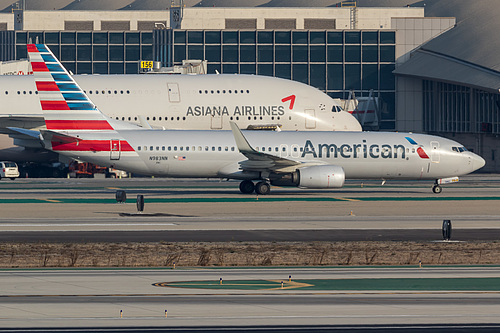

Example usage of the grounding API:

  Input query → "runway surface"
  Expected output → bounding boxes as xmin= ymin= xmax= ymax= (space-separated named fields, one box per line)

xmin=1 ymin=267 xmax=500 ymax=329
xmin=1 ymin=175 xmax=500 ymax=329
xmin=0 ymin=175 xmax=499 ymax=241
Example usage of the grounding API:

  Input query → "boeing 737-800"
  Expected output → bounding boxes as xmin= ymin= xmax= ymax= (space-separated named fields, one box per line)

xmin=22 ymin=44 xmax=485 ymax=194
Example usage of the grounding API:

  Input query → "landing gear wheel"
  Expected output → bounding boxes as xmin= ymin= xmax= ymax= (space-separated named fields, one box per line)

xmin=239 ymin=180 xmax=255 ymax=194
xmin=432 ymin=185 xmax=442 ymax=194
xmin=255 ymin=181 xmax=271 ymax=195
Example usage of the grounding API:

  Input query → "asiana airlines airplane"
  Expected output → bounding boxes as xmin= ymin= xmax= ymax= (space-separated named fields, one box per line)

xmin=0 ymin=50 xmax=361 ymax=162
xmin=18 ymin=44 xmax=485 ymax=194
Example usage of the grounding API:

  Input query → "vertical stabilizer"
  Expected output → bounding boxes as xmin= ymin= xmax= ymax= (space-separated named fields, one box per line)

xmin=27 ymin=44 xmax=114 ymax=131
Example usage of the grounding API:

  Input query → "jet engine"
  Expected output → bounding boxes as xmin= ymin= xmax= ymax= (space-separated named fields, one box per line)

xmin=270 ymin=165 xmax=345 ymax=189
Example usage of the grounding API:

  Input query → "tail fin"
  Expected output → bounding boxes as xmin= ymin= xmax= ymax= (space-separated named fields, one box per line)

xmin=27 ymin=44 xmax=114 ymax=131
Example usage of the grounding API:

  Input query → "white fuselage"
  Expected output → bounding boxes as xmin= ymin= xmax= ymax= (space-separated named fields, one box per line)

xmin=49 ymin=129 xmax=484 ymax=181
xmin=0 ymin=74 xmax=361 ymax=132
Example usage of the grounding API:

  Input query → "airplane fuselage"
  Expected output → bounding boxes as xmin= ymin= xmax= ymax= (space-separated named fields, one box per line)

xmin=48 ymin=129 xmax=483 ymax=181
xmin=0 ymin=74 xmax=361 ymax=132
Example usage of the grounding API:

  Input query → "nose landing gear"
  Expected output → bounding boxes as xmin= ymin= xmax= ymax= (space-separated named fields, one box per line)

xmin=432 ymin=183 xmax=442 ymax=194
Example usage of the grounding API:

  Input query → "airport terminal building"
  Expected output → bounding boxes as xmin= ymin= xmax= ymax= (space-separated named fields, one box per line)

xmin=0 ymin=0 xmax=499 ymax=171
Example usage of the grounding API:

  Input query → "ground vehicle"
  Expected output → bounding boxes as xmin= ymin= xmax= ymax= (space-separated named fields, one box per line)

xmin=0 ymin=161 xmax=20 ymax=180
xmin=68 ymin=162 xmax=128 ymax=178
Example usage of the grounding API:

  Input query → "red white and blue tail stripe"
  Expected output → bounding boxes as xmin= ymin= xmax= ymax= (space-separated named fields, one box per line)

xmin=28 ymin=44 xmax=138 ymax=157
xmin=27 ymin=44 xmax=114 ymax=131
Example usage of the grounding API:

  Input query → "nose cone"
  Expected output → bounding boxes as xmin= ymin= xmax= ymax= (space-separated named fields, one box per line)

xmin=471 ymin=153 xmax=486 ymax=172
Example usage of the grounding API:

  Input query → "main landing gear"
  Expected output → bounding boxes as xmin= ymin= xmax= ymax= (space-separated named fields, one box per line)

xmin=239 ymin=180 xmax=271 ymax=195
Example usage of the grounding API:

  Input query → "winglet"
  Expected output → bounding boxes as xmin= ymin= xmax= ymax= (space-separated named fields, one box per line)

xmin=138 ymin=115 xmax=153 ymax=129
xmin=229 ymin=121 xmax=256 ymax=154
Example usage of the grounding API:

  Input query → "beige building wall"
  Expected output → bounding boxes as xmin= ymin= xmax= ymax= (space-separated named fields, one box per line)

xmin=22 ymin=11 xmax=170 ymax=31
xmin=0 ymin=7 xmax=424 ymax=31
xmin=0 ymin=13 xmax=13 ymax=30
xmin=395 ymin=76 xmax=424 ymax=132
xmin=393 ymin=17 xmax=455 ymax=66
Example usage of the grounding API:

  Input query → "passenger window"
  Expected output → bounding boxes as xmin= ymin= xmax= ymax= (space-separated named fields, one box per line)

xmin=218 ymin=147 xmax=221 ymax=151
xmin=144 ymin=146 xmax=147 ymax=151
xmin=156 ymin=146 xmax=159 ymax=151
xmin=180 ymin=146 xmax=183 ymax=151
xmin=138 ymin=146 xmax=141 ymax=151
xmin=225 ymin=146 xmax=228 ymax=151
xmin=212 ymin=146 xmax=215 ymax=151
xmin=231 ymin=147 xmax=235 ymax=151
xmin=168 ymin=146 xmax=171 ymax=151
xmin=162 ymin=147 xmax=165 ymax=151
xmin=174 ymin=146 xmax=177 ymax=151
xmin=198 ymin=146 xmax=202 ymax=151
xmin=205 ymin=146 xmax=209 ymax=151
xmin=150 ymin=146 xmax=153 ymax=151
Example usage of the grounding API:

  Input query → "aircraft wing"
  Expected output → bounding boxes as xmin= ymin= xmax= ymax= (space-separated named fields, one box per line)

xmin=230 ymin=121 xmax=320 ymax=172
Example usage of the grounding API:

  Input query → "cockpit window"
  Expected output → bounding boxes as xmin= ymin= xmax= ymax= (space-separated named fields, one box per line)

xmin=452 ymin=146 xmax=468 ymax=153
xmin=331 ymin=105 xmax=344 ymax=112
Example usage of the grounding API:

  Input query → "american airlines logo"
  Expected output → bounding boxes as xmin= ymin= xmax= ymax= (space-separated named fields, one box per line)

xmin=301 ymin=140 xmax=408 ymax=159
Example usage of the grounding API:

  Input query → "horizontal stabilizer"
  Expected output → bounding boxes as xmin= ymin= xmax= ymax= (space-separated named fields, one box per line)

xmin=7 ymin=127 xmax=41 ymax=139
xmin=40 ymin=130 xmax=81 ymax=144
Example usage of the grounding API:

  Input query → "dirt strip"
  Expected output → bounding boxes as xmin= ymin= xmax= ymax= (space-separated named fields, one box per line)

xmin=1 ymin=241 xmax=499 ymax=268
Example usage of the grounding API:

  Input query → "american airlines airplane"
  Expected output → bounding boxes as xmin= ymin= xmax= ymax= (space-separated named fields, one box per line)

xmin=0 ymin=58 xmax=361 ymax=162
xmin=22 ymin=44 xmax=485 ymax=194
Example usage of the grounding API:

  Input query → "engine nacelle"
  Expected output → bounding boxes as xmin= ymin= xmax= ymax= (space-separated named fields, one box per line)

xmin=297 ymin=165 xmax=345 ymax=189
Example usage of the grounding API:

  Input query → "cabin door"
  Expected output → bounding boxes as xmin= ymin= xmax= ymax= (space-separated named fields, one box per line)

xmin=305 ymin=109 xmax=316 ymax=129
xmin=167 ymin=83 xmax=180 ymax=103
xmin=110 ymin=140 xmax=121 ymax=160
xmin=431 ymin=141 xmax=440 ymax=163
xmin=211 ymin=114 xmax=222 ymax=129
